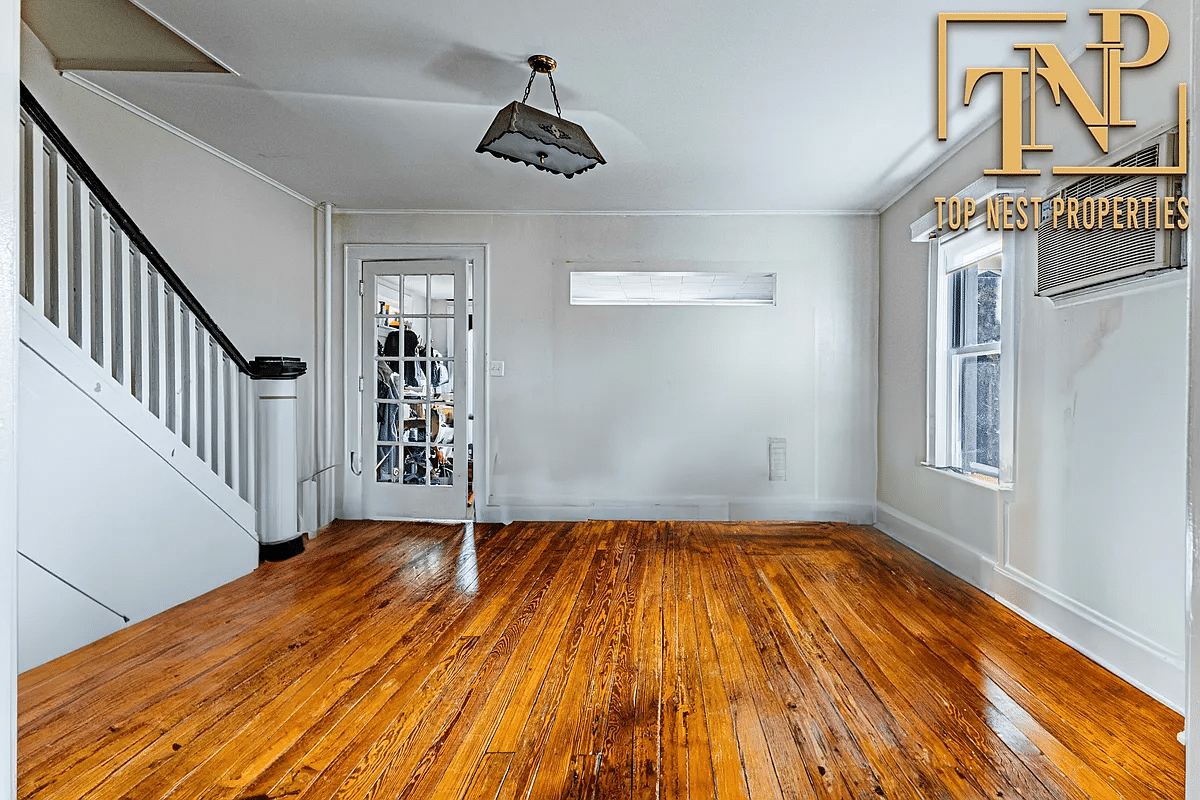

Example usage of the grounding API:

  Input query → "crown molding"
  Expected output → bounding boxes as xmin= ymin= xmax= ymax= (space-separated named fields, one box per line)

xmin=335 ymin=208 xmax=877 ymax=217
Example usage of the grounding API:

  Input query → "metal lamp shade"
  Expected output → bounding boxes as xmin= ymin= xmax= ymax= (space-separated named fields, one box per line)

xmin=477 ymin=101 xmax=605 ymax=178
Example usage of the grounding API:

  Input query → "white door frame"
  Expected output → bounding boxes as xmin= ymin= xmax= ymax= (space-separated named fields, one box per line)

xmin=361 ymin=259 xmax=468 ymax=519
xmin=1184 ymin=0 xmax=1199 ymax=790
xmin=2 ymin=0 xmax=21 ymax=793
xmin=342 ymin=243 xmax=490 ymax=522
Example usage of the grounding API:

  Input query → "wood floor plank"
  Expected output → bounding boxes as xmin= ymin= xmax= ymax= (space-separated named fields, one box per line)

xmin=16 ymin=519 xmax=1184 ymax=800
xmin=467 ymin=752 xmax=514 ymax=800
xmin=629 ymin=522 xmax=665 ymax=800
xmin=525 ymin=521 xmax=642 ymax=800
xmin=690 ymin=533 xmax=788 ymax=800
xmin=716 ymin=536 xmax=886 ymax=800
xmin=822 ymin=534 xmax=1107 ymax=800
xmin=17 ymin=523 xmax=457 ymax=772
xmin=235 ymin=523 xmax=541 ymax=800
xmin=740 ymin=554 xmax=929 ymax=800
xmin=19 ymin=534 xmax=454 ymax=795
xmin=17 ymin=521 xmax=434 ymax=723
xmin=759 ymin=557 xmax=995 ymax=800
xmin=363 ymin=533 xmax=572 ymax=800
xmin=591 ymin=521 xmax=648 ymax=800
xmin=657 ymin=525 xmax=689 ymax=800
xmin=492 ymin=533 xmax=623 ymax=800
xmin=839 ymin=527 xmax=1184 ymax=799
xmin=284 ymin=527 xmax=556 ymax=800
xmin=784 ymin=553 xmax=1065 ymax=800
xmin=684 ymin=539 xmax=751 ymax=800
xmin=424 ymin=528 xmax=598 ymax=800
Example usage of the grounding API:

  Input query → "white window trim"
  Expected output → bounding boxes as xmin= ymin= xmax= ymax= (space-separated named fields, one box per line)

xmin=913 ymin=184 xmax=1022 ymax=489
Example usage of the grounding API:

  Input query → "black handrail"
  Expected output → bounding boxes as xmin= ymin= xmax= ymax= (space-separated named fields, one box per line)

xmin=20 ymin=83 xmax=256 ymax=376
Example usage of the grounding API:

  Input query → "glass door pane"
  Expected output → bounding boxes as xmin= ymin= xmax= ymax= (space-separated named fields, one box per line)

xmin=364 ymin=259 xmax=468 ymax=519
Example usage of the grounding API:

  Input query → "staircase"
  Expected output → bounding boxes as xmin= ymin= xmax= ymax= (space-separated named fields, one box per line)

xmin=16 ymin=86 xmax=274 ymax=671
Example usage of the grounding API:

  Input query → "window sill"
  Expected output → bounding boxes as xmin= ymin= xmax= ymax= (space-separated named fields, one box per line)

xmin=920 ymin=463 xmax=1008 ymax=491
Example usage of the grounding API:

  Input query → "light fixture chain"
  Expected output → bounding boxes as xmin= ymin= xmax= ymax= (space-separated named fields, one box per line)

xmin=521 ymin=69 xmax=536 ymax=103
xmin=547 ymin=73 xmax=562 ymax=117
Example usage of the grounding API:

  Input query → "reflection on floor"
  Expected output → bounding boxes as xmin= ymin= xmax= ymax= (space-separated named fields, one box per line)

xmin=17 ymin=520 xmax=1185 ymax=799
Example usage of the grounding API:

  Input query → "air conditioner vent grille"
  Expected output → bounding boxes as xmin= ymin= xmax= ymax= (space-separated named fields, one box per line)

xmin=1037 ymin=228 xmax=1158 ymax=294
xmin=1060 ymin=145 xmax=1159 ymax=199
xmin=1035 ymin=132 xmax=1180 ymax=299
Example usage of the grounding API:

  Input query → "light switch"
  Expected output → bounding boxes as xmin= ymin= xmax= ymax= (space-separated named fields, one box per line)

xmin=489 ymin=360 xmax=505 ymax=377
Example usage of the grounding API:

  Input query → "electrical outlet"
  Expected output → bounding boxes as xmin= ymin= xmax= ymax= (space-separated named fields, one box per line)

xmin=488 ymin=360 xmax=505 ymax=377
xmin=768 ymin=437 xmax=786 ymax=481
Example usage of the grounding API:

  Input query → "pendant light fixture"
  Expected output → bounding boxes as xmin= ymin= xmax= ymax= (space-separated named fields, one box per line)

xmin=476 ymin=55 xmax=605 ymax=178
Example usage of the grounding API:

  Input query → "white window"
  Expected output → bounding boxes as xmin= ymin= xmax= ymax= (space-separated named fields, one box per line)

xmin=925 ymin=218 xmax=1017 ymax=485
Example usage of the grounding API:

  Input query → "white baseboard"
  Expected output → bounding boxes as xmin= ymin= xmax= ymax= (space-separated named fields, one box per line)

xmin=729 ymin=499 xmax=876 ymax=524
xmin=874 ymin=502 xmax=996 ymax=591
xmin=991 ymin=565 xmax=1184 ymax=712
xmin=874 ymin=501 xmax=1184 ymax=713
xmin=482 ymin=495 xmax=876 ymax=526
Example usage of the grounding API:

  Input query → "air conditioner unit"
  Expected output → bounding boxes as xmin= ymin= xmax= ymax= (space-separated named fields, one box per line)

xmin=1036 ymin=132 xmax=1187 ymax=299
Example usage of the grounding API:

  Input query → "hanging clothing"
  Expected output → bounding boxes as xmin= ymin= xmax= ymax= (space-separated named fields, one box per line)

xmin=376 ymin=361 xmax=401 ymax=481
xmin=403 ymin=328 xmax=421 ymax=387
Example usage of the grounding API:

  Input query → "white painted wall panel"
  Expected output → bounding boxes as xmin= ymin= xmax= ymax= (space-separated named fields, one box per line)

xmin=1008 ymin=286 xmax=1187 ymax=654
xmin=335 ymin=213 xmax=879 ymax=522
xmin=16 ymin=558 xmax=123 ymax=673
xmin=17 ymin=344 xmax=257 ymax=669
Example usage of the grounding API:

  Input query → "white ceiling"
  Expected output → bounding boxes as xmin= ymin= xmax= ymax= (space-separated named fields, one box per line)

xmin=61 ymin=0 xmax=1145 ymax=212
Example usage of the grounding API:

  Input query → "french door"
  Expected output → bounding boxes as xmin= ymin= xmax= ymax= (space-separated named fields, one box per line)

xmin=362 ymin=259 xmax=469 ymax=520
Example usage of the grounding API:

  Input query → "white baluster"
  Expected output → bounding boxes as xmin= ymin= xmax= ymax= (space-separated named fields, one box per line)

xmin=153 ymin=274 xmax=167 ymax=419
xmin=243 ymin=371 xmax=257 ymax=507
xmin=174 ymin=302 xmax=187 ymax=440
xmin=116 ymin=239 xmax=132 ymax=390
xmin=137 ymin=253 xmax=150 ymax=405
xmin=162 ymin=291 xmax=176 ymax=432
xmin=97 ymin=215 xmax=113 ymax=373
xmin=178 ymin=310 xmax=191 ymax=447
xmin=197 ymin=327 xmax=209 ymax=462
xmin=26 ymin=124 xmax=45 ymax=312
xmin=52 ymin=153 xmax=69 ymax=329
xmin=18 ymin=116 xmax=27 ymax=300
xmin=214 ymin=342 xmax=226 ymax=479
xmin=77 ymin=192 xmax=93 ymax=359
xmin=227 ymin=356 xmax=241 ymax=493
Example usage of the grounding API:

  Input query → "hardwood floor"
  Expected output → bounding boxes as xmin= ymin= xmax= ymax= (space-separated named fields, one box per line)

xmin=17 ymin=520 xmax=1184 ymax=799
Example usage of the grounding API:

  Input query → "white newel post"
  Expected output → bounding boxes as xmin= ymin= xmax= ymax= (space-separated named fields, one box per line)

xmin=252 ymin=357 xmax=308 ymax=561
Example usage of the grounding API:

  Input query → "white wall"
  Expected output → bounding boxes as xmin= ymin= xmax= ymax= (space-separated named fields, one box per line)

xmin=879 ymin=0 xmax=1189 ymax=709
xmin=19 ymin=23 xmax=320 ymax=490
xmin=335 ymin=213 xmax=879 ymax=523
xmin=2 ymin=0 xmax=20 ymax=794
xmin=16 ymin=333 xmax=258 ymax=670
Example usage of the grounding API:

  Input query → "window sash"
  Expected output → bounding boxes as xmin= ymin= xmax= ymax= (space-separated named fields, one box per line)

xmin=948 ymin=346 xmax=1001 ymax=476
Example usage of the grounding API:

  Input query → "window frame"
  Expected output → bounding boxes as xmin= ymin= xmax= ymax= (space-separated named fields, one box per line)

xmin=922 ymin=208 xmax=1019 ymax=488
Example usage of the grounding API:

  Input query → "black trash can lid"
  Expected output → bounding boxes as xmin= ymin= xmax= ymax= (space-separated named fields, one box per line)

xmin=250 ymin=356 xmax=308 ymax=379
